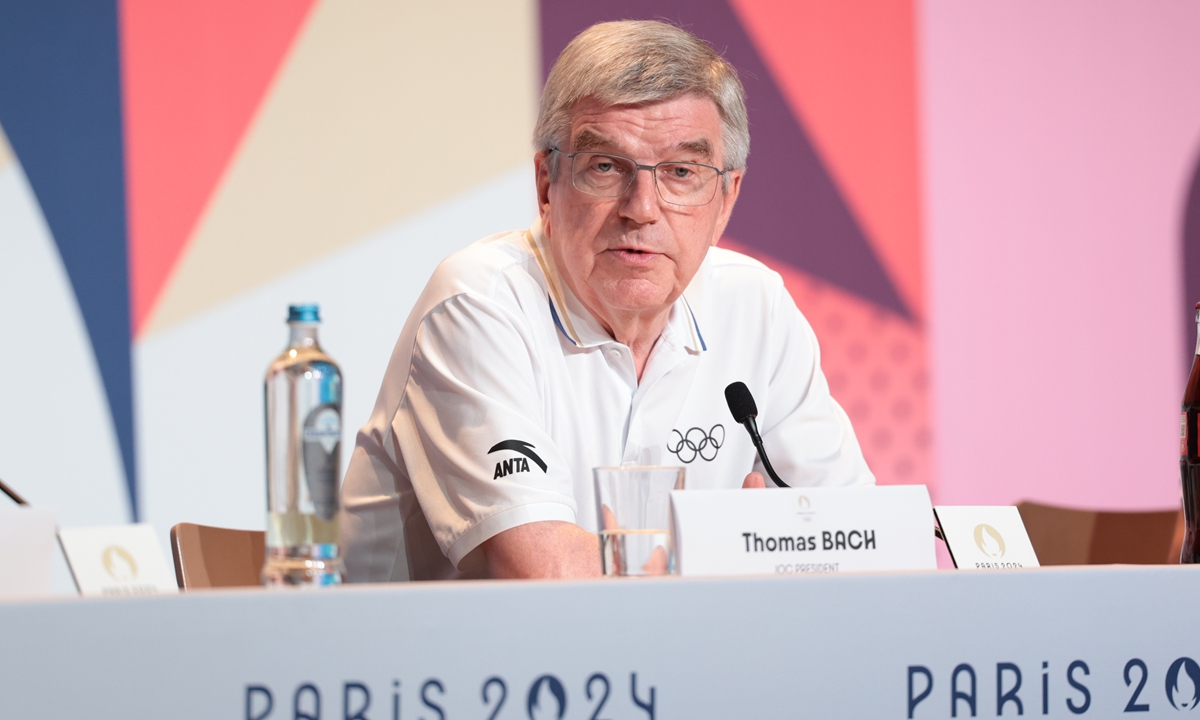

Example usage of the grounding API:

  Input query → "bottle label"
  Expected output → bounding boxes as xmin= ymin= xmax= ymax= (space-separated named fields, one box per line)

xmin=303 ymin=404 xmax=342 ymax=521
xmin=1184 ymin=412 xmax=1190 ymax=457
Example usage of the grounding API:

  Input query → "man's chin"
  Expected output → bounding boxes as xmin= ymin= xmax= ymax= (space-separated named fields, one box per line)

xmin=596 ymin=279 xmax=676 ymax=315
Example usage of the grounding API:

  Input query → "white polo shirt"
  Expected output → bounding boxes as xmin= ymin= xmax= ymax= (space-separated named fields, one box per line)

xmin=340 ymin=219 xmax=874 ymax=581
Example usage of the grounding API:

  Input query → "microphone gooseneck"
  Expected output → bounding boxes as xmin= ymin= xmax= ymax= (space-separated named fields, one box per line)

xmin=724 ymin=382 xmax=787 ymax=488
xmin=0 ymin=475 xmax=28 ymax=505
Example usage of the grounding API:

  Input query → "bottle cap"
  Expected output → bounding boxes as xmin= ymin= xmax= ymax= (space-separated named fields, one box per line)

xmin=288 ymin=304 xmax=321 ymax=323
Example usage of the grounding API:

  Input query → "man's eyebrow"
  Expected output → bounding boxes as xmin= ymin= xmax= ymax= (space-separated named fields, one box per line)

xmin=674 ymin=138 xmax=714 ymax=161
xmin=570 ymin=132 xmax=715 ymax=160
xmin=571 ymin=130 xmax=615 ymax=153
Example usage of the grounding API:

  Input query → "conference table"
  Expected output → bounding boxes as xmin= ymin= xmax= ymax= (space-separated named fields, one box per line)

xmin=1 ymin=565 xmax=1196 ymax=718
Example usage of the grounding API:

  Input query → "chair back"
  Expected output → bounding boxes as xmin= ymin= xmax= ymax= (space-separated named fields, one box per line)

xmin=1016 ymin=501 xmax=1182 ymax=565
xmin=169 ymin=523 xmax=265 ymax=589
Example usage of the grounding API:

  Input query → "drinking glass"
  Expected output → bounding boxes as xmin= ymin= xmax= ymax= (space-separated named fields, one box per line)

xmin=593 ymin=466 xmax=685 ymax=576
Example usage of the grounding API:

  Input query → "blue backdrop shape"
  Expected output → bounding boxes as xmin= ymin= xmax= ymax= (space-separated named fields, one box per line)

xmin=0 ymin=0 xmax=137 ymax=518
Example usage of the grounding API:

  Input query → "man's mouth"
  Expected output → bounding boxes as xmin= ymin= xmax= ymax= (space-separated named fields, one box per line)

xmin=608 ymin=247 xmax=663 ymax=265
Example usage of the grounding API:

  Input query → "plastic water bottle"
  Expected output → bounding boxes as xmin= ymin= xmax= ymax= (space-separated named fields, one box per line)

xmin=262 ymin=304 xmax=345 ymax=585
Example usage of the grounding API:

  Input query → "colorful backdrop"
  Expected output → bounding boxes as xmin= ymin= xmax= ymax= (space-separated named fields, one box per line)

xmin=2 ymin=1 xmax=1198 ymax=557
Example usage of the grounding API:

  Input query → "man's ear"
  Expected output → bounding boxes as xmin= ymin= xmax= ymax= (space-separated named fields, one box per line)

xmin=535 ymin=152 xmax=553 ymax=232
xmin=711 ymin=169 xmax=744 ymax=246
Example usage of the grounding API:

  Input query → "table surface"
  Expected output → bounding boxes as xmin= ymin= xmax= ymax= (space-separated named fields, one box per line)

xmin=2 ymin=565 xmax=1198 ymax=719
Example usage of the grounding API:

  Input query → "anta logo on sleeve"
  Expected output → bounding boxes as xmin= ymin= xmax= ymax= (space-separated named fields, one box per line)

xmin=488 ymin=439 xmax=547 ymax=479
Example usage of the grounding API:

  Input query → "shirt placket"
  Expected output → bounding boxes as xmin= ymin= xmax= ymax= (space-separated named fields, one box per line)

xmin=621 ymin=328 xmax=699 ymax=466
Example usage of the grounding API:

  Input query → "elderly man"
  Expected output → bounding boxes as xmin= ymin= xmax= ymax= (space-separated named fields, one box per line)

xmin=341 ymin=20 xmax=874 ymax=582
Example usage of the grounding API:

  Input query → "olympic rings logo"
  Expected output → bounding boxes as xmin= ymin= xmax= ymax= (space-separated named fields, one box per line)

xmin=667 ymin=425 xmax=725 ymax=463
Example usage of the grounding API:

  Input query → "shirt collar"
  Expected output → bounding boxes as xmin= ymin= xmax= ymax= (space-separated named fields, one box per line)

xmin=524 ymin=219 xmax=708 ymax=354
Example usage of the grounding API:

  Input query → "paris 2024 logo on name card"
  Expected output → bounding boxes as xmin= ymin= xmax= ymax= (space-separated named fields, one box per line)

xmin=57 ymin=524 xmax=178 ymax=596
xmin=933 ymin=506 xmax=1040 ymax=570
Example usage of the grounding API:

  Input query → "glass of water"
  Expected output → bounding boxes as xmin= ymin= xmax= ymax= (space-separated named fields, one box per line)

xmin=593 ymin=466 xmax=685 ymax=577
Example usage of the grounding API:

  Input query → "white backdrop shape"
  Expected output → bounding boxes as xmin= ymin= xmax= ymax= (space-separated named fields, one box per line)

xmin=136 ymin=164 xmax=537 ymax=550
xmin=0 ymin=163 xmax=130 ymax=525
xmin=0 ymin=159 xmax=131 ymax=594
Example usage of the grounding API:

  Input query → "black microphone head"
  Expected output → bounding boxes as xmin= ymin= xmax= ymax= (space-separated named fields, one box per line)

xmin=724 ymin=382 xmax=758 ymax=424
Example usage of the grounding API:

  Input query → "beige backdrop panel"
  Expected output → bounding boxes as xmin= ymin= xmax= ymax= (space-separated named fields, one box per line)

xmin=0 ymin=124 xmax=13 ymax=174
xmin=147 ymin=0 xmax=539 ymax=335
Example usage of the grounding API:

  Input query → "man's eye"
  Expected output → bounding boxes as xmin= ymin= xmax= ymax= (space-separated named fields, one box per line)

xmin=588 ymin=156 xmax=622 ymax=173
xmin=660 ymin=164 xmax=699 ymax=180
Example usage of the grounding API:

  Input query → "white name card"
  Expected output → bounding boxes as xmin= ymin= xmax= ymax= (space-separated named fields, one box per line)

xmin=0 ymin=506 xmax=58 ymax=599
xmin=670 ymin=485 xmax=937 ymax=576
xmin=934 ymin=505 xmax=1040 ymax=570
xmin=57 ymin=524 xmax=178 ymax=597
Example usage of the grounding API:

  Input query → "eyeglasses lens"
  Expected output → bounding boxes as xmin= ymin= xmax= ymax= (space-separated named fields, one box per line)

xmin=569 ymin=153 xmax=718 ymax=206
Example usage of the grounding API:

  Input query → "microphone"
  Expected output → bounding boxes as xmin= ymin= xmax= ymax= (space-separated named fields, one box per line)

xmin=724 ymin=382 xmax=787 ymax=488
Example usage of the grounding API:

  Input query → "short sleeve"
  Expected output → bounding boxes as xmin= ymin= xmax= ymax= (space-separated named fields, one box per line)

xmin=393 ymin=293 xmax=578 ymax=567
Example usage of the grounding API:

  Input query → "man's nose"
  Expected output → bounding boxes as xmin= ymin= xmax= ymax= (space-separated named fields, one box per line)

xmin=618 ymin=168 xmax=661 ymax=224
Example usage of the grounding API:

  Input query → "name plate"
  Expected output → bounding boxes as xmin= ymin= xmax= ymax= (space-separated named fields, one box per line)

xmin=670 ymin=485 xmax=936 ymax=576
xmin=0 ymin=506 xmax=58 ymax=599
xmin=933 ymin=505 xmax=1040 ymax=570
xmin=57 ymin=524 xmax=179 ymax=597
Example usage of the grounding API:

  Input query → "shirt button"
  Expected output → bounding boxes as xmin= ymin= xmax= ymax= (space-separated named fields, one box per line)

xmin=609 ymin=348 xmax=621 ymax=359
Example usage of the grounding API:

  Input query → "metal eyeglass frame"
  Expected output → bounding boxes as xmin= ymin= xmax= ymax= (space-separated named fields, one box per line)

xmin=550 ymin=147 xmax=729 ymax=207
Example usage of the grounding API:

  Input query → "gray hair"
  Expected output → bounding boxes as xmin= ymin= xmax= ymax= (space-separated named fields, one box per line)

xmin=534 ymin=20 xmax=749 ymax=185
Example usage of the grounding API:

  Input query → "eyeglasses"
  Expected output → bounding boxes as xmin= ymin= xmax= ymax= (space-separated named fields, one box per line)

xmin=550 ymin=147 xmax=728 ymax=207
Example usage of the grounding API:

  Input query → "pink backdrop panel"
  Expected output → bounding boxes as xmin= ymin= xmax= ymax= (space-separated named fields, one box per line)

xmin=922 ymin=1 xmax=1200 ymax=509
